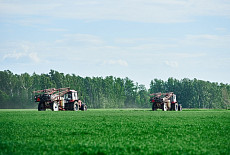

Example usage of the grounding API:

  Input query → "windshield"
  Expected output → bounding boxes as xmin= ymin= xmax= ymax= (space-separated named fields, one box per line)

xmin=64 ymin=92 xmax=72 ymax=100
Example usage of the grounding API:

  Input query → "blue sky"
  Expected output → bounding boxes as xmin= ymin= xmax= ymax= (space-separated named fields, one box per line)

xmin=0 ymin=0 xmax=230 ymax=87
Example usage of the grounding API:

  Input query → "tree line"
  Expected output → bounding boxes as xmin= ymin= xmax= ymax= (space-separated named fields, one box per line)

xmin=0 ymin=70 xmax=229 ymax=109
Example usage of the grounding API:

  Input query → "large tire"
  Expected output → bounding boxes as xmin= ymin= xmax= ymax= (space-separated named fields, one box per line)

xmin=171 ymin=103 xmax=178 ymax=111
xmin=152 ymin=103 xmax=157 ymax=111
xmin=162 ymin=103 xmax=168 ymax=111
xmin=175 ymin=103 xmax=178 ymax=111
xmin=73 ymin=101 xmax=79 ymax=111
xmin=38 ymin=102 xmax=46 ymax=111
xmin=178 ymin=104 xmax=182 ymax=111
xmin=171 ymin=103 xmax=175 ymax=111
xmin=51 ymin=101 xmax=59 ymax=111
xmin=81 ymin=104 xmax=87 ymax=111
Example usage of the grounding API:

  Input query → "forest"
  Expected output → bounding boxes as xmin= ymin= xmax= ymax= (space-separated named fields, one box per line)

xmin=0 ymin=70 xmax=229 ymax=109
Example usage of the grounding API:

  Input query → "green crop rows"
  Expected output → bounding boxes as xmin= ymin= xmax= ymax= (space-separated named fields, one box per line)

xmin=0 ymin=109 xmax=230 ymax=154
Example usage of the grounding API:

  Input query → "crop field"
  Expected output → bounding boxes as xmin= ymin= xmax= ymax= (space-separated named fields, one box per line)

xmin=0 ymin=109 xmax=230 ymax=154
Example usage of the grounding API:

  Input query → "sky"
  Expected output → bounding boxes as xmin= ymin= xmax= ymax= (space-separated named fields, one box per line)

xmin=0 ymin=0 xmax=230 ymax=88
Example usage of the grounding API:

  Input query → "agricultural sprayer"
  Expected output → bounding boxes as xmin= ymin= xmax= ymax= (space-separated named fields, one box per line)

xmin=33 ymin=88 xmax=87 ymax=111
xmin=150 ymin=92 xmax=182 ymax=111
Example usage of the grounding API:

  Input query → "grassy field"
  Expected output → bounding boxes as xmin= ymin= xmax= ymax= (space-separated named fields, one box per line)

xmin=0 ymin=109 xmax=230 ymax=154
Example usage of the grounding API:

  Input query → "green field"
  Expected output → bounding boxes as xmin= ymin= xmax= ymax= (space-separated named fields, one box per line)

xmin=0 ymin=109 xmax=230 ymax=154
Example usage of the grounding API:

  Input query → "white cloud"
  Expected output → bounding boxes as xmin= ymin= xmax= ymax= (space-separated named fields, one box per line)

xmin=215 ymin=27 xmax=228 ymax=32
xmin=3 ymin=51 xmax=41 ymax=63
xmin=116 ymin=34 xmax=230 ymax=52
xmin=1 ymin=0 xmax=230 ymax=23
xmin=2 ymin=42 xmax=41 ymax=63
xmin=14 ymin=18 xmax=51 ymax=26
xmin=174 ymin=53 xmax=206 ymax=58
xmin=129 ymin=43 xmax=177 ymax=51
xmin=164 ymin=61 xmax=179 ymax=68
xmin=3 ymin=51 xmax=26 ymax=60
xmin=60 ymin=34 xmax=104 ymax=45
xmin=115 ymin=38 xmax=158 ymax=44
xmin=29 ymin=52 xmax=40 ymax=63
xmin=183 ymin=34 xmax=230 ymax=48
xmin=44 ymin=28 xmax=68 ymax=32
xmin=103 ymin=59 xmax=128 ymax=67
xmin=186 ymin=34 xmax=219 ymax=40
